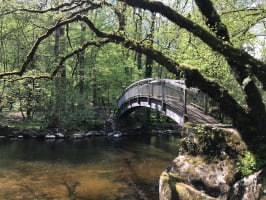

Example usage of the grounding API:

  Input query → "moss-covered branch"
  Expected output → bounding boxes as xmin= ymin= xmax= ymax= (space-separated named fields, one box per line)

xmin=6 ymin=75 xmax=52 ymax=82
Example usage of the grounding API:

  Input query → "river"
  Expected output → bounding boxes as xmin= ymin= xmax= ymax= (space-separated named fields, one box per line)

xmin=0 ymin=135 xmax=180 ymax=200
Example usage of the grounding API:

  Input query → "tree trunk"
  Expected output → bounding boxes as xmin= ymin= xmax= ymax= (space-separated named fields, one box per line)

xmin=53 ymin=24 xmax=65 ymax=127
xmin=54 ymin=26 xmax=61 ymax=127
xmin=78 ymin=22 xmax=86 ymax=94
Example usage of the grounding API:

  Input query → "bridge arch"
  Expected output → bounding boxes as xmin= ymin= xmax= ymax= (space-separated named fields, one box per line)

xmin=117 ymin=79 xmax=192 ymax=125
xmin=117 ymin=97 xmax=185 ymax=125
xmin=116 ymin=78 xmax=217 ymax=125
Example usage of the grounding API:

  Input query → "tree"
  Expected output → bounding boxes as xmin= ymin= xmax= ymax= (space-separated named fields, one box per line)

xmin=0 ymin=0 xmax=266 ymax=151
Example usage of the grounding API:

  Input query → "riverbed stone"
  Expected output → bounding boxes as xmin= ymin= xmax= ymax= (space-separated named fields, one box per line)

xmin=159 ymin=123 xmax=266 ymax=200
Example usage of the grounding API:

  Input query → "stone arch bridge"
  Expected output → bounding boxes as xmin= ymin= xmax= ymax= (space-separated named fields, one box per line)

xmin=116 ymin=78 xmax=219 ymax=126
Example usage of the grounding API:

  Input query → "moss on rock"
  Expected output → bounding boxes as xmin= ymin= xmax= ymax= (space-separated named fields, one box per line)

xmin=159 ymin=123 xmax=266 ymax=200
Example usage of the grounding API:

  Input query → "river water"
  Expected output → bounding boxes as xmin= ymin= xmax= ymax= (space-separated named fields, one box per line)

xmin=0 ymin=135 xmax=179 ymax=200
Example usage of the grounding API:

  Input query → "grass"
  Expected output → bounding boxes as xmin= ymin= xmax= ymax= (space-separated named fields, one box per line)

xmin=0 ymin=112 xmax=42 ymax=130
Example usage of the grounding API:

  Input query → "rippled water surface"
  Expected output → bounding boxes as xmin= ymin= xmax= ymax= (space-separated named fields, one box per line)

xmin=0 ymin=135 xmax=179 ymax=200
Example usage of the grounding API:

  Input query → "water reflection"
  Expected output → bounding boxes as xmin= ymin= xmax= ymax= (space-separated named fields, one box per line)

xmin=0 ymin=135 xmax=179 ymax=199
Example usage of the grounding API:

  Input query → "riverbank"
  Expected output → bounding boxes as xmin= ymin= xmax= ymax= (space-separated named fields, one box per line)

xmin=0 ymin=111 xmax=182 ymax=140
xmin=0 ymin=123 xmax=182 ymax=140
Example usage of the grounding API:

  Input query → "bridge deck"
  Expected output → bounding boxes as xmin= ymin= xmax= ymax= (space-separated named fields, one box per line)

xmin=186 ymin=105 xmax=218 ymax=124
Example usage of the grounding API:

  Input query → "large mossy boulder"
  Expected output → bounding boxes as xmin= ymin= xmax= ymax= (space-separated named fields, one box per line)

xmin=159 ymin=123 xmax=266 ymax=200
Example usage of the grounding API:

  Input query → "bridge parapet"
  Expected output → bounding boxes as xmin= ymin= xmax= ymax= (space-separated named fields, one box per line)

xmin=118 ymin=79 xmax=191 ymax=106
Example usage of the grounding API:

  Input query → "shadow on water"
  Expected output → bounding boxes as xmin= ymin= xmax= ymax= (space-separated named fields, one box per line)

xmin=0 ymin=135 xmax=180 ymax=199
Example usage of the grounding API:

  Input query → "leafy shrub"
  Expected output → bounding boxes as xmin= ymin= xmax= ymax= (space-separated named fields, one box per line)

xmin=236 ymin=151 xmax=266 ymax=177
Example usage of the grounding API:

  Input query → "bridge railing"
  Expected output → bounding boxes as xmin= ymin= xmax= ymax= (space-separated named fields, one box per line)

xmin=187 ymin=91 xmax=208 ymax=113
xmin=117 ymin=78 xmax=208 ymax=116
xmin=118 ymin=79 xmax=188 ymax=112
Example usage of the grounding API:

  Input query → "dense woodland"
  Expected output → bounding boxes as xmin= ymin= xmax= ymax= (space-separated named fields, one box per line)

xmin=0 ymin=0 xmax=266 ymax=151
